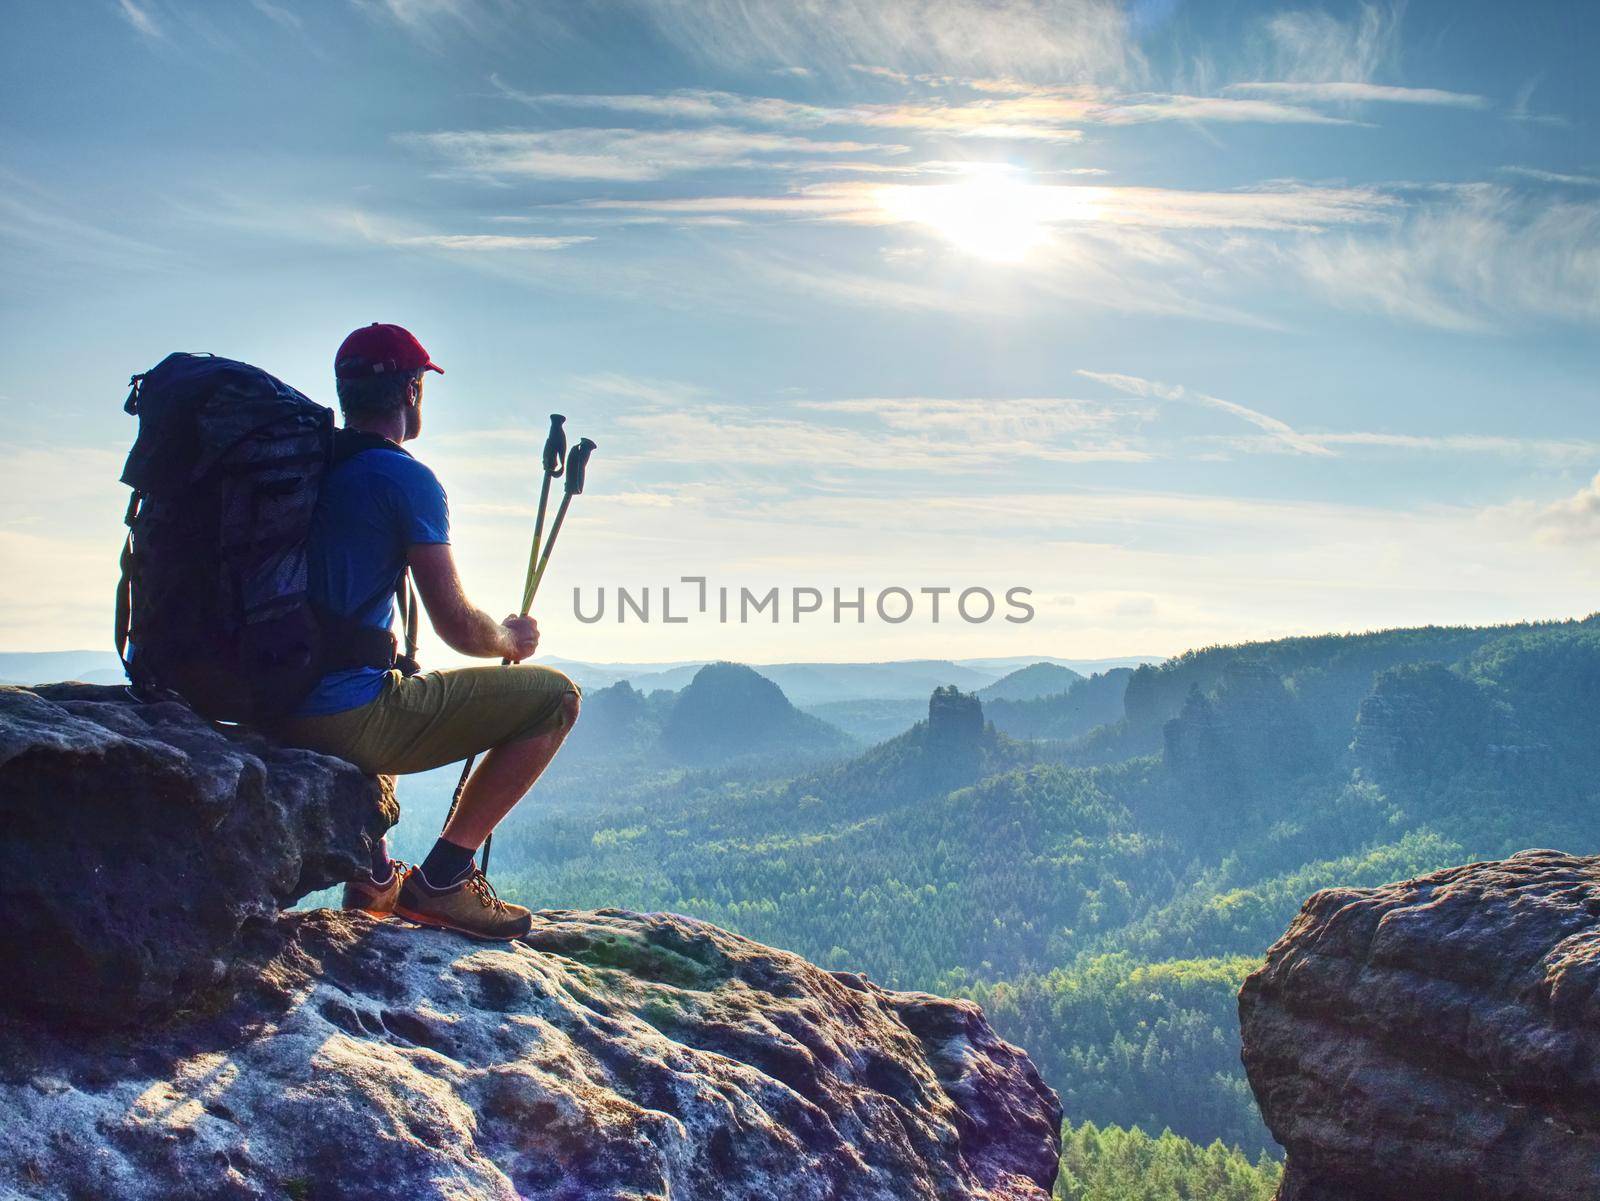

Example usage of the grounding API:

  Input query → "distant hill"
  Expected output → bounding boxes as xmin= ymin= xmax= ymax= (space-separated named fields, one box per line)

xmin=663 ymin=662 xmax=854 ymax=765
xmin=800 ymin=698 xmax=927 ymax=745
xmin=0 ymin=651 xmax=123 ymax=687
xmin=1058 ymin=616 xmax=1600 ymax=768
xmin=547 ymin=657 xmax=997 ymax=703
xmin=543 ymin=656 xmax=1163 ymax=706
xmin=977 ymin=661 xmax=1083 ymax=702
xmin=957 ymin=655 xmax=1162 ymax=675
xmin=986 ymin=668 xmax=1133 ymax=741
xmin=5 ymin=649 xmax=1164 ymax=708
xmin=784 ymin=686 xmax=1035 ymax=819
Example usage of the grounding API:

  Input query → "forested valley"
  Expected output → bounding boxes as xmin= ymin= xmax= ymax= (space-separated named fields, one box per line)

xmin=378 ymin=615 xmax=1600 ymax=1181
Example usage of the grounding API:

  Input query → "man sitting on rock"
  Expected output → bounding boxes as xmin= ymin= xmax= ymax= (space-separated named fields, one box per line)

xmin=274 ymin=322 xmax=580 ymax=940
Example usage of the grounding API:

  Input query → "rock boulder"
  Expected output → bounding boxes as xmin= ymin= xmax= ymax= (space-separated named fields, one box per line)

xmin=1239 ymin=849 xmax=1600 ymax=1201
xmin=0 ymin=907 xmax=1062 ymax=1200
xmin=0 ymin=684 xmax=395 ymax=1028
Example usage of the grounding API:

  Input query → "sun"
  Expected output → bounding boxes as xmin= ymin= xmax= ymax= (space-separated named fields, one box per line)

xmin=875 ymin=169 xmax=1053 ymax=263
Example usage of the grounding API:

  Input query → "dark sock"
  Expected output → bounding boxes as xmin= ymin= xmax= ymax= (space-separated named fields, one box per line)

xmin=369 ymin=836 xmax=392 ymax=881
xmin=419 ymin=837 xmax=476 ymax=888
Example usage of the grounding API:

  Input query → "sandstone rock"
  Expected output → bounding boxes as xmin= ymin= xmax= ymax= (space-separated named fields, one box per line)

xmin=1239 ymin=849 xmax=1600 ymax=1201
xmin=0 ymin=684 xmax=395 ymax=1028
xmin=0 ymin=907 xmax=1062 ymax=1200
xmin=1163 ymin=662 xmax=1318 ymax=797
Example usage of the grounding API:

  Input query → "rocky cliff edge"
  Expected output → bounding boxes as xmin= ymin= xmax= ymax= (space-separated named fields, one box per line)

xmin=0 ymin=684 xmax=1061 ymax=1200
xmin=1240 ymin=849 xmax=1600 ymax=1201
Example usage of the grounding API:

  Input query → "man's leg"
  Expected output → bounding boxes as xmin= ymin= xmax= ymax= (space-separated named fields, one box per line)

xmin=279 ymin=664 xmax=579 ymax=937
xmin=427 ymin=689 xmax=580 ymax=868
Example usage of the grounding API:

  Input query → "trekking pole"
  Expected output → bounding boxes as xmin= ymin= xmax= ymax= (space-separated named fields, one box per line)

xmin=521 ymin=415 xmax=567 ymax=615
xmin=525 ymin=437 xmax=596 ymax=605
xmin=442 ymin=417 xmax=566 ymax=844
xmin=441 ymin=427 xmax=594 ymax=877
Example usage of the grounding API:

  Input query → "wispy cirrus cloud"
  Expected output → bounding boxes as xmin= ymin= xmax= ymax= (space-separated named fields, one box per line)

xmin=614 ymin=402 xmax=1150 ymax=471
xmin=575 ymin=179 xmax=1396 ymax=233
xmin=1074 ymin=373 xmax=1600 ymax=464
xmin=1225 ymin=81 xmax=1487 ymax=109
xmin=615 ymin=0 xmax=1144 ymax=82
xmin=1499 ymin=166 xmax=1600 ymax=188
xmin=494 ymin=78 xmax=1354 ymax=144
xmin=1224 ymin=5 xmax=1493 ymax=115
xmin=392 ymin=232 xmax=593 ymax=251
xmin=351 ymin=0 xmax=492 ymax=33
xmin=798 ymin=395 xmax=1153 ymax=461
xmin=1076 ymin=370 xmax=1334 ymax=456
xmin=547 ymin=380 xmax=1157 ymax=470
xmin=1296 ymin=186 xmax=1600 ymax=330
xmin=1314 ymin=432 xmax=1600 ymax=463
xmin=115 ymin=0 xmax=163 ymax=39
xmin=400 ymin=126 xmax=907 ymax=181
xmin=0 ymin=176 xmax=168 ymax=274
xmin=1259 ymin=2 xmax=1402 ymax=85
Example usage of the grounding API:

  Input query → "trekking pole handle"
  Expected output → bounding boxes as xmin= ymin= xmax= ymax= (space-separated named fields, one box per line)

xmin=565 ymin=438 xmax=597 ymax=495
xmin=544 ymin=414 xmax=567 ymax=476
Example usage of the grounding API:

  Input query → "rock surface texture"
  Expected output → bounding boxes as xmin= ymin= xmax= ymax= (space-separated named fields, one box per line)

xmin=1239 ymin=849 xmax=1600 ymax=1201
xmin=0 ymin=684 xmax=395 ymax=1027
xmin=0 ymin=908 xmax=1062 ymax=1201
xmin=0 ymin=683 xmax=1060 ymax=1199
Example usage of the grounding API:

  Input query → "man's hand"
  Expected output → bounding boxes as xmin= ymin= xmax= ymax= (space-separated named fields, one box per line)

xmin=410 ymin=543 xmax=543 ymax=661
xmin=502 ymin=614 xmax=539 ymax=662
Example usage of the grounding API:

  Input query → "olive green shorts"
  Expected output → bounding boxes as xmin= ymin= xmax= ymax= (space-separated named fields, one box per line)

xmin=274 ymin=665 xmax=580 ymax=776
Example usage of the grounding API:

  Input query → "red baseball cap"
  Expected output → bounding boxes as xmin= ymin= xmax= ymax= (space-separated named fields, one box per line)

xmin=334 ymin=323 xmax=444 ymax=381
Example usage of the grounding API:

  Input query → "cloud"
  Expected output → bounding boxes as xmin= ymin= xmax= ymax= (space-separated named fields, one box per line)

xmin=501 ymin=81 xmax=1350 ymax=142
xmin=1531 ymin=473 xmax=1600 ymax=544
xmin=1076 ymin=370 xmax=1333 ymax=456
xmin=1226 ymin=81 xmax=1487 ymax=108
xmin=1088 ymin=92 xmax=1357 ymax=125
xmin=392 ymin=233 xmax=593 ymax=251
xmin=0 ymin=178 xmax=167 ymax=274
xmin=250 ymin=0 xmax=304 ymax=30
xmin=798 ymin=396 xmax=1154 ymax=461
xmin=352 ymin=0 xmax=489 ymax=32
xmin=547 ymin=176 xmax=1392 ymax=324
xmin=1312 ymin=433 xmax=1600 ymax=463
xmin=1075 ymin=374 xmax=1600 ymax=463
xmin=115 ymin=0 xmax=163 ymax=38
xmin=1507 ymin=78 xmax=1571 ymax=128
xmin=1261 ymin=2 xmax=1401 ymax=84
xmin=1296 ymin=186 xmax=1600 ymax=330
xmin=613 ymin=396 xmax=1153 ymax=471
xmin=614 ymin=0 xmax=1144 ymax=83
xmin=577 ymin=179 xmax=1395 ymax=233
xmin=401 ymin=127 xmax=907 ymax=181
xmin=1499 ymin=166 xmax=1600 ymax=188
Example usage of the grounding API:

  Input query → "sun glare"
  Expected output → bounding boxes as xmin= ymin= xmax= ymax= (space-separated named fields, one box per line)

xmin=876 ymin=169 xmax=1053 ymax=263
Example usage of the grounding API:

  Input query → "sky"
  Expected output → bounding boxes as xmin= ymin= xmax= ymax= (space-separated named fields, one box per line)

xmin=0 ymin=0 xmax=1595 ymax=664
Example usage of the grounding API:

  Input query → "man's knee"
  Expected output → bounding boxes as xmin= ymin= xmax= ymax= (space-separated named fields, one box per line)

xmin=560 ymin=688 xmax=580 ymax=729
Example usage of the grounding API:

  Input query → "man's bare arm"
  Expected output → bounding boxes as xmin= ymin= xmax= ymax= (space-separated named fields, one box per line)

xmin=408 ymin=543 xmax=538 ymax=661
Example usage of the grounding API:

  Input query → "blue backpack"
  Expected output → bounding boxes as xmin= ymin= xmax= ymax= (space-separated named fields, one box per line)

xmin=116 ymin=353 xmax=417 ymax=722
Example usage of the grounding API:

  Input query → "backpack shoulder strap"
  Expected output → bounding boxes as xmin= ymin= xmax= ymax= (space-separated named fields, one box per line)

xmin=114 ymin=491 xmax=140 ymax=669
xmin=332 ymin=428 xmax=409 ymax=466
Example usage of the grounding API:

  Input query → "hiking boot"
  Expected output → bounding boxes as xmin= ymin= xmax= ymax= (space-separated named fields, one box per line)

xmin=342 ymin=860 xmax=408 ymax=917
xmin=394 ymin=867 xmax=533 ymax=941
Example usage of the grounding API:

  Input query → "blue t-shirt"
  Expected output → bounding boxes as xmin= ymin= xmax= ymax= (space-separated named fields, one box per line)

xmin=295 ymin=446 xmax=450 ymax=716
